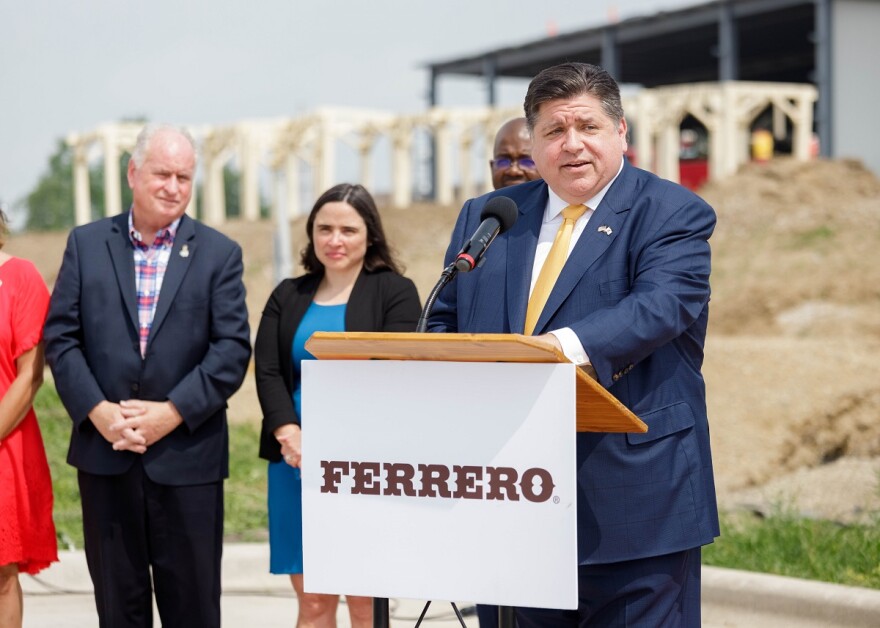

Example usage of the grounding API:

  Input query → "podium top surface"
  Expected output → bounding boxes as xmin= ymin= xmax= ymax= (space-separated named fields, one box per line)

xmin=306 ymin=331 xmax=567 ymax=363
xmin=306 ymin=332 xmax=647 ymax=434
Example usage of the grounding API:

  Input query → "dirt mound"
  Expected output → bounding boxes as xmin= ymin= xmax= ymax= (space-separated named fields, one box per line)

xmin=699 ymin=159 xmax=880 ymax=521
xmin=702 ymin=158 xmax=880 ymax=339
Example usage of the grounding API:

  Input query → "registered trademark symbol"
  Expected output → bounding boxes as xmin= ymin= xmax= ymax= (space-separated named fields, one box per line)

xmin=553 ymin=496 xmax=560 ymax=504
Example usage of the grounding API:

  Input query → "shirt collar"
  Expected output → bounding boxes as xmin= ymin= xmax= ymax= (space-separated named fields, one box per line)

xmin=545 ymin=157 xmax=625 ymax=221
xmin=128 ymin=209 xmax=181 ymax=249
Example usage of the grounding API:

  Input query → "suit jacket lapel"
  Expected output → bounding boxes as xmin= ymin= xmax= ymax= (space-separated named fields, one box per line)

xmin=533 ymin=162 xmax=636 ymax=333
xmin=106 ymin=214 xmax=139 ymax=332
xmin=147 ymin=215 xmax=196 ymax=348
xmin=505 ymin=182 xmax=548 ymax=334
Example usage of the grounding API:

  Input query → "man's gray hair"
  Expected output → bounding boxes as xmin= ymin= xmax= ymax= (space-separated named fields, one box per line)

xmin=130 ymin=123 xmax=197 ymax=167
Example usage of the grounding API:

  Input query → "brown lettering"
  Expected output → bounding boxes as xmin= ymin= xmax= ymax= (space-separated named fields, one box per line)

xmin=320 ymin=460 xmax=349 ymax=494
xmin=452 ymin=465 xmax=483 ymax=499
xmin=319 ymin=460 xmax=555 ymax=503
xmin=519 ymin=467 xmax=554 ymax=503
xmin=351 ymin=461 xmax=382 ymax=495
xmin=384 ymin=462 xmax=417 ymax=496
xmin=417 ymin=463 xmax=452 ymax=498
xmin=485 ymin=466 xmax=520 ymax=501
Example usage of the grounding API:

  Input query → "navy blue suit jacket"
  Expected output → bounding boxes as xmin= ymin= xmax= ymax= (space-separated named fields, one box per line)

xmin=44 ymin=213 xmax=252 ymax=486
xmin=429 ymin=160 xmax=720 ymax=564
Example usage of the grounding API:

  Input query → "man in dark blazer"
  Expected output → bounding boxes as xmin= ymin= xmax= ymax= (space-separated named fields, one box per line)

xmin=44 ymin=124 xmax=251 ymax=628
xmin=429 ymin=63 xmax=719 ymax=627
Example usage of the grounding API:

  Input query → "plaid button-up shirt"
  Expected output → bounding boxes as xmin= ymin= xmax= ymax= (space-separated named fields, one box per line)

xmin=128 ymin=212 xmax=180 ymax=357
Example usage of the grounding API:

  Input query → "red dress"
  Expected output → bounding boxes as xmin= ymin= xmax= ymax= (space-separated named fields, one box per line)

xmin=0 ymin=257 xmax=58 ymax=574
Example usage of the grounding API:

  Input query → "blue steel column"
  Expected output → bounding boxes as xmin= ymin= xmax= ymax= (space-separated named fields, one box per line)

xmin=483 ymin=56 xmax=497 ymax=106
xmin=601 ymin=26 xmax=620 ymax=79
xmin=815 ymin=0 xmax=833 ymax=157
xmin=428 ymin=67 xmax=438 ymax=200
xmin=718 ymin=0 xmax=739 ymax=80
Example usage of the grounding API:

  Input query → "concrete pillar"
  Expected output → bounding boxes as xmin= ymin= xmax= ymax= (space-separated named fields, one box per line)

xmin=719 ymin=84 xmax=738 ymax=177
xmin=433 ymin=122 xmax=453 ymax=206
xmin=792 ymin=95 xmax=814 ymax=161
xmin=186 ymin=178 xmax=197 ymax=217
xmin=204 ymin=159 xmax=226 ymax=225
xmin=315 ymin=122 xmax=336 ymax=196
xmin=358 ymin=132 xmax=375 ymax=192
xmin=73 ymin=142 xmax=92 ymax=226
xmin=457 ymin=131 xmax=474 ymax=205
xmin=773 ymin=103 xmax=787 ymax=141
xmin=634 ymin=93 xmax=654 ymax=172
xmin=272 ymin=167 xmax=293 ymax=285
xmin=103 ymin=134 xmax=122 ymax=217
xmin=659 ymin=123 xmax=680 ymax=183
xmin=707 ymin=120 xmax=724 ymax=181
xmin=240 ymin=134 xmax=260 ymax=221
xmin=734 ymin=92 xmax=752 ymax=169
xmin=285 ymin=153 xmax=301 ymax=217
xmin=391 ymin=124 xmax=412 ymax=209
xmin=481 ymin=121 xmax=494 ymax=195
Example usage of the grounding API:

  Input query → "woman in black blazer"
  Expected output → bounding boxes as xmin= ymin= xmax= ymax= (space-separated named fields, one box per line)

xmin=254 ymin=183 xmax=420 ymax=627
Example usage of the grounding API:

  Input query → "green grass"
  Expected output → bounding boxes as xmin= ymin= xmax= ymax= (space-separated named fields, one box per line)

xmin=36 ymin=385 xmax=83 ymax=550
xmin=35 ymin=383 xmax=267 ymax=550
xmin=789 ymin=225 xmax=835 ymax=249
xmin=704 ymin=510 xmax=880 ymax=589
xmin=35 ymin=384 xmax=880 ymax=590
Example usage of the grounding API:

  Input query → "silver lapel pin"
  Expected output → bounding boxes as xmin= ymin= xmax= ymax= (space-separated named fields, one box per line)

xmin=180 ymin=244 xmax=190 ymax=258
xmin=597 ymin=225 xmax=613 ymax=236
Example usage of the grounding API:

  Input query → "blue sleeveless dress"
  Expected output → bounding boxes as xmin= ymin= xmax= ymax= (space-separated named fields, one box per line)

xmin=267 ymin=301 xmax=346 ymax=574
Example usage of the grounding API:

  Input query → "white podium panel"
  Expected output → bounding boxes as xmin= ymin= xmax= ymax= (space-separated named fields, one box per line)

xmin=301 ymin=360 xmax=577 ymax=610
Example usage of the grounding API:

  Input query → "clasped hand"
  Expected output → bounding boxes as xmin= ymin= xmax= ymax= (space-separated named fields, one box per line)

xmin=274 ymin=423 xmax=302 ymax=468
xmin=89 ymin=399 xmax=184 ymax=454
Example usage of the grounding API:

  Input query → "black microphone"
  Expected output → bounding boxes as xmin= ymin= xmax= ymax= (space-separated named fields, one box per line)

xmin=453 ymin=196 xmax=518 ymax=272
xmin=415 ymin=196 xmax=519 ymax=332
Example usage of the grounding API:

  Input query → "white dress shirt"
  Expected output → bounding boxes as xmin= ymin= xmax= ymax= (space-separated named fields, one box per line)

xmin=531 ymin=158 xmax=624 ymax=365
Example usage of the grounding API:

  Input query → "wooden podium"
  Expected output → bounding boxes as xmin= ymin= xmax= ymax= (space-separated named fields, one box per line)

xmin=304 ymin=331 xmax=646 ymax=628
xmin=306 ymin=331 xmax=647 ymax=434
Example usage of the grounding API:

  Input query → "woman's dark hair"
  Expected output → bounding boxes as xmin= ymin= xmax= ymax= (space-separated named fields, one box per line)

xmin=524 ymin=62 xmax=624 ymax=131
xmin=300 ymin=183 xmax=402 ymax=275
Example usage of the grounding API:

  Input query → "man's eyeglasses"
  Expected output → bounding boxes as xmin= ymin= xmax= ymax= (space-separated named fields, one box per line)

xmin=492 ymin=157 xmax=536 ymax=170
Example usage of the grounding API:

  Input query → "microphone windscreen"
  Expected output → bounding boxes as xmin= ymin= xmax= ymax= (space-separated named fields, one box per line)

xmin=480 ymin=196 xmax=518 ymax=234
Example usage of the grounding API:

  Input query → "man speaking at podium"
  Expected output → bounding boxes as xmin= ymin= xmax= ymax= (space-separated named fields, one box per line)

xmin=428 ymin=62 xmax=719 ymax=627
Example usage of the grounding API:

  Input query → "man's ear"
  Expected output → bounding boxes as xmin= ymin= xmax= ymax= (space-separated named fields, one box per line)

xmin=127 ymin=158 xmax=137 ymax=189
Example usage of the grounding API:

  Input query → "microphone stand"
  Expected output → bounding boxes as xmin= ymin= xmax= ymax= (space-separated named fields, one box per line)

xmin=368 ymin=261 xmax=459 ymax=628
xmin=416 ymin=261 xmax=458 ymax=333
xmin=406 ymin=260 xmax=520 ymax=628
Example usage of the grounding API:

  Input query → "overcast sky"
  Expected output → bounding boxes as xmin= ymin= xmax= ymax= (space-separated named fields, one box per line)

xmin=0 ymin=0 xmax=697 ymax=215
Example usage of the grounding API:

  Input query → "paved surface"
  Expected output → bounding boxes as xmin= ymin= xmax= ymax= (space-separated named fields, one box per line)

xmin=21 ymin=544 xmax=880 ymax=627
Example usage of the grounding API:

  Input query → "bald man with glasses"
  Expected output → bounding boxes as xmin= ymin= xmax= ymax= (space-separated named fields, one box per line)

xmin=490 ymin=118 xmax=541 ymax=190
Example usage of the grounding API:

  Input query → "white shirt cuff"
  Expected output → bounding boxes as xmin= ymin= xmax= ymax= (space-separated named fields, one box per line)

xmin=548 ymin=327 xmax=591 ymax=366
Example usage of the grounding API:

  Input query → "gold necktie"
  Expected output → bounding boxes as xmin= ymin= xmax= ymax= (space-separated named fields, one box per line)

xmin=524 ymin=204 xmax=588 ymax=335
